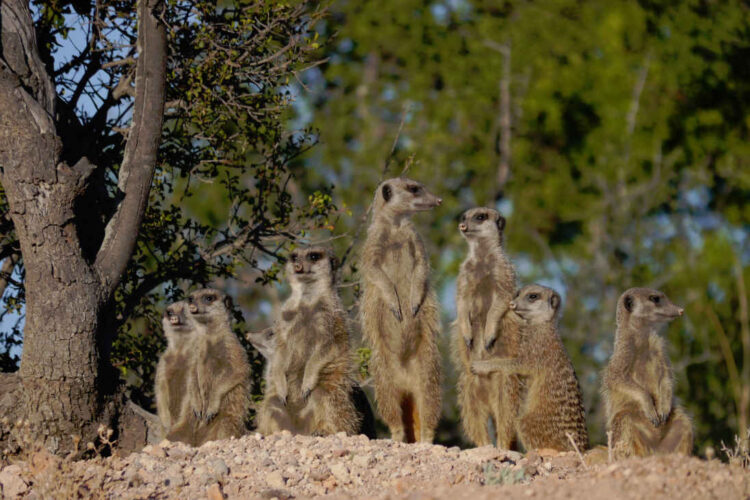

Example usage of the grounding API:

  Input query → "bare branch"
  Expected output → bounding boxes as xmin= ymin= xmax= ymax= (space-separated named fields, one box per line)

xmin=95 ymin=0 xmax=168 ymax=292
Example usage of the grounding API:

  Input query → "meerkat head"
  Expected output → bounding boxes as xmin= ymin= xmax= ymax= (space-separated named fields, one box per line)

xmin=616 ymin=287 xmax=684 ymax=329
xmin=373 ymin=177 xmax=442 ymax=218
xmin=510 ymin=284 xmax=561 ymax=324
xmin=458 ymin=207 xmax=506 ymax=244
xmin=187 ymin=288 xmax=233 ymax=327
xmin=162 ymin=301 xmax=194 ymax=347
xmin=246 ymin=328 xmax=276 ymax=360
xmin=286 ymin=245 xmax=338 ymax=289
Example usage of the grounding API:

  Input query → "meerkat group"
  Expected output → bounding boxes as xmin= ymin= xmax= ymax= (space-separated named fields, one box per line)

xmin=154 ymin=175 xmax=693 ymax=459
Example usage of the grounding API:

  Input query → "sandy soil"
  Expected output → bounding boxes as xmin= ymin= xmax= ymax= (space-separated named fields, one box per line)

xmin=1 ymin=432 xmax=747 ymax=499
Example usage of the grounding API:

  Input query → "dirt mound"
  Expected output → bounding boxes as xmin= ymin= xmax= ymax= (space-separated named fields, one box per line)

xmin=1 ymin=432 xmax=747 ymax=499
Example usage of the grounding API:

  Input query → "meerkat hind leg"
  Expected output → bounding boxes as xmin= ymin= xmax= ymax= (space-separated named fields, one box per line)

xmin=611 ymin=407 xmax=659 ymax=458
xmin=657 ymin=407 xmax=693 ymax=455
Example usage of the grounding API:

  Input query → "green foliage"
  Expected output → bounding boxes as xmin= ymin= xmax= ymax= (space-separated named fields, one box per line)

xmin=483 ymin=463 xmax=527 ymax=485
xmin=355 ymin=346 xmax=371 ymax=381
xmin=292 ymin=0 xmax=750 ymax=450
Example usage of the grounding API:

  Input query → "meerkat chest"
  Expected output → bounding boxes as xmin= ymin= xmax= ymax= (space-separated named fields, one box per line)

xmin=631 ymin=342 xmax=667 ymax=392
xmin=380 ymin=231 xmax=419 ymax=271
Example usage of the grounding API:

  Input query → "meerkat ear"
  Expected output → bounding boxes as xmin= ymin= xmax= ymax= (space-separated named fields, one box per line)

xmin=223 ymin=295 xmax=233 ymax=311
xmin=381 ymin=183 xmax=392 ymax=202
xmin=550 ymin=293 xmax=560 ymax=311
xmin=329 ymin=254 xmax=340 ymax=271
xmin=623 ymin=295 xmax=633 ymax=312
xmin=496 ymin=215 xmax=506 ymax=231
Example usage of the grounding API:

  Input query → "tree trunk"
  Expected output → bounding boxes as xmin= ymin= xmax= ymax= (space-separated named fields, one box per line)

xmin=0 ymin=0 xmax=166 ymax=452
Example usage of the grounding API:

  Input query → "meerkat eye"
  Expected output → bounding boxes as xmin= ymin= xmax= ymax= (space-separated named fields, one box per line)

xmin=203 ymin=295 xmax=215 ymax=304
xmin=309 ymin=252 xmax=321 ymax=262
xmin=290 ymin=253 xmax=298 ymax=262
xmin=407 ymin=185 xmax=421 ymax=194
xmin=649 ymin=295 xmax=660 ymax=304
xmin=474 ymin=213 xmax=487 ymax=222
xmin=166 ymin=310 xmax=174 ymax=317
xmin=528 ymin=293 xmax=539 ymax=301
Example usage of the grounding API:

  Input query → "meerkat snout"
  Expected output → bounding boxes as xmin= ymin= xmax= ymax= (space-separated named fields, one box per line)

xmin=169 ymin=314 xmax=181 ymax=325
xmin=459 ymin=222 xmax=468 ymax=232
xmin=509 ymin=301 xmax=517 ymax=310
xmin=294 ymin=262 xmax=303 ymax=273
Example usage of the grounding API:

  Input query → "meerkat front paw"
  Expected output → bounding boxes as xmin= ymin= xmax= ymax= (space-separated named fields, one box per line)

xmin=390 ymin=302 xmax=403 ymax=322
xmin=484 ymin=336 xmax=497 ymax=352
xmin=463 ymin=335 xmax=473 ymax=350
xmin=643 ymin=402 xmax=660 ymax=427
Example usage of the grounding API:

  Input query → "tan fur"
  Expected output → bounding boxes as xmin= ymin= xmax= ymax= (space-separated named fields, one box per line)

xmin=187 ymin=288 xmax=251 ymax=445
xmin=453 ymin=207 xmax=520 ymax=448
xmin=602 ymin=287 xmax=693 ymax=459
xmin=256 ymin=246 xmax=360 ymax=436
xmin=247 ymin=327 xmax=376 ymax=438
xmin=472 ymin=285 xmax=588 ymax=451
xmin=360 ymin=178 xmax=442 ymax=443
xmin=155 ymin=301 xmax=199 ymax=444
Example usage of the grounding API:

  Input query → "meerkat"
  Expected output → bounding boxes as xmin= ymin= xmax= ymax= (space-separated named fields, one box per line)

xmin=453 ymin=207 xmax=520 ymax=448
xmin=247 ymin=326 xmax=376 ymax=438
xmin=187 ymin=288 xmax=251 ymax=445
xmin=471 ymin=284 xmax=588 ymax=452
xmin=155 ymin=301 xmax=199 ymax=444
xmin=602 ymin=287 xmax=693 ymax=459
xmin=360 ymin=177 xmax=443 ymax=443
xmin=256 ymin=246 xmax=361 ymax=436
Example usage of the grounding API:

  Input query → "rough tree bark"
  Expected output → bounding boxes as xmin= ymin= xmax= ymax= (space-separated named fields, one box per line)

xmin=0 ymin=0 xmax=166 ymax=451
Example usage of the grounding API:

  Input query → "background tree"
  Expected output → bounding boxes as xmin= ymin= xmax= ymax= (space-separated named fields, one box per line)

xmin=0 ymin=0 xmax=332 ymax=452
xmin=289 ymin=0 xmax=749 ymax=451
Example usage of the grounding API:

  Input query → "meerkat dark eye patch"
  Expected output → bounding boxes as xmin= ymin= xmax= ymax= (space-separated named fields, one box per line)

xmin=624 ymin=295 xmax=634 ymax=312
xmin=382 ymin=183 xmax=392 ymax=202
xmin=550 ymin=293 xmax=560 ymax=310
xmin=407 ymin=184 xmax=421 ymax=194
xmin=496 ymin=215 xmax=506 ymax=231
xmin=649 ymin=295 xmax=660 ymax=304
xmin=290 ymin=253 xmax=298 ymax=262
xmin=474 ymin=213 xmax=487 ymax=221
xmin=308 ymin=252 xmax=322 ymax=262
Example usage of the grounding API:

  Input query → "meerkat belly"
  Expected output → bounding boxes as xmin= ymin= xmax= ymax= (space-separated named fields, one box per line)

xmin=383 ymin=246 xmax=416 ymax=296
xmin=467 ymin=277 xmax=494 ymax=329
xmin=627 ymin=353 xmax=661 ymax=408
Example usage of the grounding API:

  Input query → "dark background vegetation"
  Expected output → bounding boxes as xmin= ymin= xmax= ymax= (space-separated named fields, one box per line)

xmin=1 ymin=0 xmax=748 ymax=454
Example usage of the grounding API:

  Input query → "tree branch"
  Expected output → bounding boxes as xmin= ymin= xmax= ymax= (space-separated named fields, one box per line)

xmin=95 ymin=0 xmax=167 ymax=293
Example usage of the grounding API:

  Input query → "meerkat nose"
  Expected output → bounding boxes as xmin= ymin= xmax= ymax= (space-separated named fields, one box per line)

xmin=677 ymin=307 xmax=684 ymax=316
xmin=459 ymin=223 xmax=467 ymax=232
xmin=509 ymin=301 xmax=516 ymax=310
xmin=294 ymin=263 xmax=303 ymax=273
xmin=436 ymin=197 xmax=443 ymax=205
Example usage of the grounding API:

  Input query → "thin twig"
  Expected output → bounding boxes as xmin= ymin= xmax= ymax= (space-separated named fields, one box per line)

xmin=382 ymin=103 xmax=411 ymax=178
xmin=606 ymin=430 xmax=613 ymax=464
xmin=566 ymin=432 xmax=589 ymax=470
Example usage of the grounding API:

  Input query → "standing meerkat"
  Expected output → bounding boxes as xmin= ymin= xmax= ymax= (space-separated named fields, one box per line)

xmin=453 ymin=207 xmax=520 ymax=448
xmin=187 ymin=288 xmax=251 ymax=445
xmin=256 ymin=246 xmax=360 ymax=436
xmin=471 ymin=284 xmax=588 ymax=451
xmin=602 ymin=287 xmax=693 ymax=459
xmin=155 ymin=301 xmax=199 ymax=444
xmin=360 ymin=177 xmax=442 ymax=443
xmin=247 ymin=327 xmax=376 ymax=438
